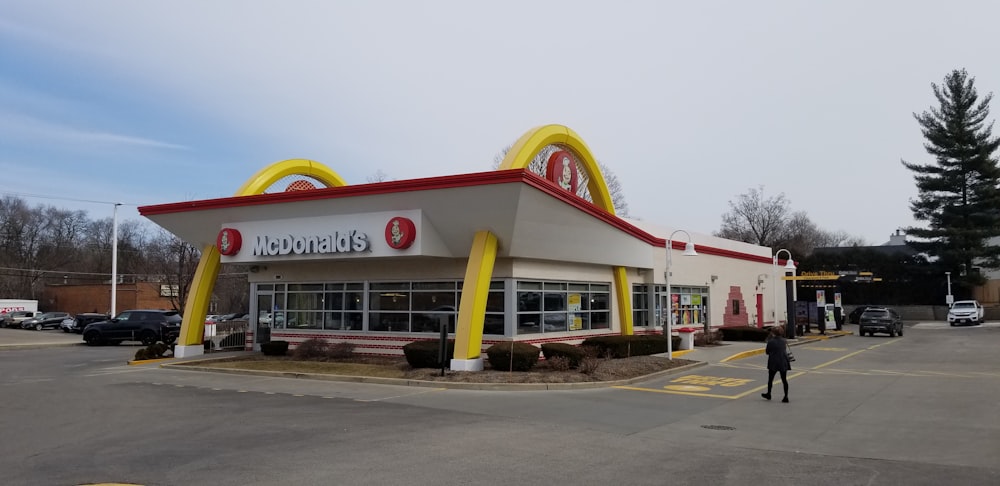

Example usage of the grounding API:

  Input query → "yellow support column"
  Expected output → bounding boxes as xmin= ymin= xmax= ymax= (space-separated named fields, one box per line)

xmin=451 ymin=231 xmax=498 ymax=371
xmin=173 ymin=245 xmax=221 ymax=357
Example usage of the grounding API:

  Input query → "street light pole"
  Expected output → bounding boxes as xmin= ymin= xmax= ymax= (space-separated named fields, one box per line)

xmin=665 ymin=229 xmax=698 ymax=360
xmin=772 ymin=249 xmax=796 ymax=338
xmin=111 ymin=202 xmax=122 ymax=317
xmin=945 ymin=271 xmax=953 ymax=305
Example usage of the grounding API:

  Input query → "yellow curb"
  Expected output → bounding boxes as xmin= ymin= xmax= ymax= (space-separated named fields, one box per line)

xmin=719 ymin=348 xmax=765 ymax=362
xmin=127 ymin=357 xmax=174 ymax=366
xmin=720 ymin=331 xmax=849 ymax=362
xmin=672 ymin=349 xmax=695 ymax=357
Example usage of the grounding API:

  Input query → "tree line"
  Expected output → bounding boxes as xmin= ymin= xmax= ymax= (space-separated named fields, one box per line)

xmin=0 ymin=196 xmax=247 ymax=314
xmin=718 ymin=68 xmax=1000 ymax=304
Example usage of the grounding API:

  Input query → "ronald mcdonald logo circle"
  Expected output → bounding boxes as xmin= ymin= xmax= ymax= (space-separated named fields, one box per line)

xmin=385 ymin=217 xmax=416 ymax=250
xmin=217 ymin=228 xmax=243 ymax=256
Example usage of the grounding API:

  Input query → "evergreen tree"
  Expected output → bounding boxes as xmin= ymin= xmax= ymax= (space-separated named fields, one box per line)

xmin=903 ymin=69 xmax=1000 ymax=285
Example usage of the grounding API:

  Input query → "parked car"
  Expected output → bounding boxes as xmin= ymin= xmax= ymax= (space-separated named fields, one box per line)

xmin=3 ymin=311 xmax=39 ymax=328
xmin=66 ymin=313 xmax=111 ymax=334
xmin=858 ymin=307 xmax=903 ymax=337
xmin=847 ymin=306 xmax=871 ymax=324
xmin=948 ymin=300 xmax=984 ymax=326
xmin=21 ymin=311 xmax=71 ymax=330
xmin=82 ymin=309 xmax=182 ymax=346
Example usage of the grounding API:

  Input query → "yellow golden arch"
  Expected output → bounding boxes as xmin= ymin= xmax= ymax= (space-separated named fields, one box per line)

xmin=452 ymin=125 xmax=634 ymax=368
xmin=176 ymin=125 xmax=634 ymax=362
xmin=174 ymin=159 xmax=347 ymax=356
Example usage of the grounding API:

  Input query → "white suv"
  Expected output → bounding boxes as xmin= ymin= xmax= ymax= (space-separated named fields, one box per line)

xmin=948 ymin=300 xmax=984 ymax=326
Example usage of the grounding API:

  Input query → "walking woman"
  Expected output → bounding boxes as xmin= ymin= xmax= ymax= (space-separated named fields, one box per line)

xmin=762 ymin=325 xmax=791 ymax=403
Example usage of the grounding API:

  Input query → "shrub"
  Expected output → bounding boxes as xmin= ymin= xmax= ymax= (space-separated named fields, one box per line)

xmin=546 ymin=355 xmax=572 ymax=371
xmin=695 ymin=329 xmax=723 ymax=346
xmin=540 ymin=343 xmax=585 ymax=368
xmin=261 ymin=340 xmax=289 ymax=356
xmin=150 ymin=342 xmax=169 ymax=358
xmin=403 ymin=339 xmax=455 ymax=368
xmin=485 ymin=342 xmax=540 ymax=372
xmin=133 ymin=342 xmax=169 ymax=361
xmin=579 ymin=357 xmax=600 ymax=375
xmin=327 ymin=341 xmax=356 ymax=359
xmin=580 ymin=335 xmax=680 ymax=359
xmin=293 ymin=338 xmax=330 ymax=360
xmin=718 ymin=326 xmax=770 ymax=342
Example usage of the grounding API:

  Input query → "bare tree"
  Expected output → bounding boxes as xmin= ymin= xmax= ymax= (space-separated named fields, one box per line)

xmin=143 ymin=228 xmax=200 ymax=311
xmin=717 ymin=187 xmax=864 ymax=255
xmin=716 ymin=186 xmax=790 ymax=247
xmin=366 ymin=170 xmax=391 ymax=183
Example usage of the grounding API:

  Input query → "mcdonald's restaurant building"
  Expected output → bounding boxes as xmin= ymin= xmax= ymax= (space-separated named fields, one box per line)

xmin=140 ymin=125 xmax=787 ymax=371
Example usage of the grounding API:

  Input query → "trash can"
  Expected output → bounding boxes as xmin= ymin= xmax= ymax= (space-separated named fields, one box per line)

xmin=677 ymin=327 xmax=697 ymax=350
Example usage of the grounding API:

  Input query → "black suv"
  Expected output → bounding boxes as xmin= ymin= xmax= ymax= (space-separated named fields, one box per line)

xmin=69 ymin=313 xmax=111 ymax=334
xmin=82 ymin=310 xmax=182 ymax=346
xmin=858 ymin=307 xmax=903 ymax=337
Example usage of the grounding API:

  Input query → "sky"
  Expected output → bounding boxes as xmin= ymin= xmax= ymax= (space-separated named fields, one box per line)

xmin=2 ymin=0 xmax=999 ymax=247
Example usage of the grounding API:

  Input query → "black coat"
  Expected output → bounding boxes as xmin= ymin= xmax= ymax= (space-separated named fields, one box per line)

xmin=765 ymin=336 xmax=791 ymax=372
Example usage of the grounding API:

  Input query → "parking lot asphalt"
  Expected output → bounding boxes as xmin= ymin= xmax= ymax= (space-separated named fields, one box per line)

xmin=2 ymin=321 xmax=999 ymax=485
xmin=0 ymin=327 xmax=82 ymax=348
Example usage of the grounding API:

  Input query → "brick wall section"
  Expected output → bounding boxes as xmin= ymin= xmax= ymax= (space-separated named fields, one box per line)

xmin=722 ymin=285 xmax=749 ymax=327
xmin=41 ymin=283 xmax=178 ymax=315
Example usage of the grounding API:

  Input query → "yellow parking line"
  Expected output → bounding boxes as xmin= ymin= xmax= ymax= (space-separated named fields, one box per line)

xmin=615 ymin=371 xmax=806 ymax=399
xmin=812 ymin=338 xmax=902 ymax=370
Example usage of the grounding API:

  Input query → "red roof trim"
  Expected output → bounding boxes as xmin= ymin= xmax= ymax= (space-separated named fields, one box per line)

xmin=139 ymin=169 xmax=775 ymax=265
xmin=138 ymin=170 xmax=531 ymax=216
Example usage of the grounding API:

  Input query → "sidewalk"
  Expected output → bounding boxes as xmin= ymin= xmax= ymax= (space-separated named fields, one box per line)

xmin=665 ymin=330 xmax=851 ymax=364
xmin=0 ymin=328 xmax=82 ymax=349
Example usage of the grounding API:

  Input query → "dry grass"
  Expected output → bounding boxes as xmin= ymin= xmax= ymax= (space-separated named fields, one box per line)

xmin=179 ymin=354 xmax=696 ymax=383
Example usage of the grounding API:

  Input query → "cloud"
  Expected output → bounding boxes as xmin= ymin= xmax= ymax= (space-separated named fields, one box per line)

xmin=0 ymin=111 xmax=188 ymax=151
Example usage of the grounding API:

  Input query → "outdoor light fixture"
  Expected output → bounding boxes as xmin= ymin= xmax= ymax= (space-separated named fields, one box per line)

xmin=772 ymin=249 xmax=796 ymax=338
xmin=665 ymin=229 xmax=697 ymax=360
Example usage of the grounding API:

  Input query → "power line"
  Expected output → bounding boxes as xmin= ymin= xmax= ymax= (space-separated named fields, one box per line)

xmin=0 ymin=265 xmax=249 ymax=277
xmin=0 ymin=191 xmax=138 ymax=206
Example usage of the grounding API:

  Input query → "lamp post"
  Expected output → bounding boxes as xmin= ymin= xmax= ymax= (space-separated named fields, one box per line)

xmin=665 ymin=229 xmax=698 ymax=360
xmin=111 ymin=202 xmax=122 ymax=317
xmin=945 ymin=271 xmax=953 ymax=305
xmin=772 ymin=249 xmax=796 ymax=339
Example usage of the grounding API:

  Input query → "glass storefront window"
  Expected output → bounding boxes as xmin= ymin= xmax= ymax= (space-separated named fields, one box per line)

xmin=515 ymin=280 xmax=610 ymax=334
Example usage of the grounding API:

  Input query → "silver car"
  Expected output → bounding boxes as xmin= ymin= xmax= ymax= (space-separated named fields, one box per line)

xmin=21 ymin=311 xmax=71 ymax=331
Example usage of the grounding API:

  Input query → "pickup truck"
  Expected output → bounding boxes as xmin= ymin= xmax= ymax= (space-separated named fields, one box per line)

xmin=947 ymin=300 xmax=984 ymax=326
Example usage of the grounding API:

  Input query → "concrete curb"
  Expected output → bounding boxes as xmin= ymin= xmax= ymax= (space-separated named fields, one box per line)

xmin=128 ymin=357 xmax=175 ymax=366
xmin=161 ymin=357 xmax=708 ymax=391
xmin=0 ymin=342 xmax=83 ymax=351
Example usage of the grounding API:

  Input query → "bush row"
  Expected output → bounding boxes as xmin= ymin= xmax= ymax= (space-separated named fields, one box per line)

xmin=133 ymin=342 xmax=171 ymax=361
xmin=581 ymin=335 xmax=680 ymax=358
xmin=718 ymin=326 xmax=770 ymax=342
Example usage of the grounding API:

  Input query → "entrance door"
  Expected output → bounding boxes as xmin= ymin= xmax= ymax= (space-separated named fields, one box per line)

xmin=255 ymin=292 xmax=273 ymax=349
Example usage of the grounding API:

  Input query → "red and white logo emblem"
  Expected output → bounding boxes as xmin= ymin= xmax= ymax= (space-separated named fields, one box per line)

xmin=385 ymin=217 xmax=416 ymax=250
xmin=217 ymin=228 xmax=243 ymax=256
xmin=545 ymin=150 xmax=579 ymax=194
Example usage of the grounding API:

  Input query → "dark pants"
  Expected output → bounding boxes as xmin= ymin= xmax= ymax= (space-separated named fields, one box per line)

xmin=767 ymin=369 xmax=789 ymax=398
